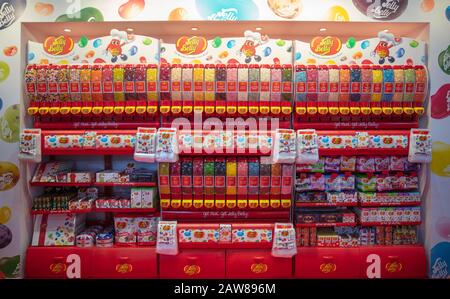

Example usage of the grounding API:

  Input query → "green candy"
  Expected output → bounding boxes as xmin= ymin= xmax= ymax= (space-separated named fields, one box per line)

xmin=0 ymin=61 xmax=10 ymax=83
xmin=346 ymin=37 xmax=356 ymax=49
xmin=143 ymin=38 xmax=152 ymax=46
xmin=276 ymin=39 xmax=286 ymax=47
xmin=55 ymin=7 xmax=104 ymax=22
xmin=438 ymin=46 xmax=450 ymax=75
xmin=409 ymin=40 xmax=419 ymax=48
xmin=212 ymin=37 xmax=222 ymax=48
xmin=78 ymin=36 xmax=88 ymax=48
xmin=0 ymin=255 xmax=20 ymax=278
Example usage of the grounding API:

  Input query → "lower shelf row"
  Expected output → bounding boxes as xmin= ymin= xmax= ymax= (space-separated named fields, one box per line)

xmin=25 ymin=245 xmax=426 ymax=279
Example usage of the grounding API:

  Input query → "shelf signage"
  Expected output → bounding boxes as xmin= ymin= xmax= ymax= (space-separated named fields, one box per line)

xmin=43 ymin=35 xmax=74 ymax=56
xmin=310 ymin=36 xmax=342 ymax=57
xmin=176 ymin=36 xmax=207 ymax=56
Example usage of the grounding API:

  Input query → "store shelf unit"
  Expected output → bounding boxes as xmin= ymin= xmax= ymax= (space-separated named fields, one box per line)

xmin=31 ymin=208 xmax=158 ymax=215
xmin=30 ymin=181 xmax=157 ymax=187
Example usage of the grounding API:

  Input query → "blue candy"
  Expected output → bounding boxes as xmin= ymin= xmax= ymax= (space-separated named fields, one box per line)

xmin=129 ymin=45 xmax=138 ymax=56
xmin=93 ymin=39 xmax=102 ymax=48
xmin=295 ymin=52 xmax=301 ymax=61
xmin=361 ymin=40 xmax=370 ymax=49
xmin=263 ymin=47 xmax=272 ymax=57
xmin=396 ymin=47 xmax=405 ymax=58
xmin=227 ymin=40 xmax=236 ymax=48
xmin=28 ymin=52 xmax=35 ymax=61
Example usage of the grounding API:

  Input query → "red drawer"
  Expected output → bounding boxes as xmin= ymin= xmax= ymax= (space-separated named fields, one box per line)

xmin=25 ymin=247 xmax=92 ymax=279
xmin=360 ymin=245 xmax=426 ymax=278
xmin=226 ymin=249 xmax=293 ymax=278
xmin=159 ymin=249 xmax=226 ymax=279
xmin=295 ymin=247 xmax=360 ymax=278
xmin=91 ymin=247 xmax=157 ymax=278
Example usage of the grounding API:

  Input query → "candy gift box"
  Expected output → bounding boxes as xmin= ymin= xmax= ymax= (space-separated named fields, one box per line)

xmin=231 ymin=224 xmax=273 ymax=243
xmin=32 ymin=214 xmax=86 ymax=246
xmin=32 ymin=161 xmax=74 ymax=182
xmin=67 ymin=172 xmax=94 ymax=183
xmin=178 ymin=224 xmax=220 ymax=243
xmin=96 ymin=170 xmax=130 ymax=183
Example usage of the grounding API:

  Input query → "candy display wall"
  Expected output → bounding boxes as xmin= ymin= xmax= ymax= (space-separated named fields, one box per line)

xmin=0 ymin=0 xmax=449 ymax=279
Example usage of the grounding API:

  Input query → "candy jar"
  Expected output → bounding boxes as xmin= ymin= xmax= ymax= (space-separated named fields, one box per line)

xmin=146 ymin=64 xmax=158 ymax=101
xmin=159 ymin=63 xmax=171 ymax=101
xmin=393 ymin=65 xmax=404 ymax=102
xmin=102 ymin=64 xmax=114 ymax=101
xmin=47 ymin=65 xmax=60 ymax=102
xmin=170 ymin=64 xmax=182 ymax=101
xmin=25 ymin=64 xmax=37 ymax=102
xmin=215 ymin=64 xmax=226 ymax=101
xmin=295 ymin=64 xmax=306 ymax=102
xmin=249 ymin=64 xmax=260 ymax=102
xmin=113 ymin=65 xmax=125 ymax=101
xmin=80 ymin=65 xmax=92 ymax=102
xmin=91 ymin=65 xmax=103 ymax=102
xmin=69 ymin=65 xmax=81 ymax=102
xmin=193 ymin=64 xmax=204 ymax=102
xmin=57 ymin=65 xmax=70 ymax=102
xmin=271 ymin=64 xmax=282 ymax=102
xmin=238 ymin=64 xmax=248 ymax=102
xmin=124 ymin=64 xmax=136 ymax=101
xmin=134 ymin=64 xmax=146 ymax=101
xmin=182 ymin=64 xmax=193 ymax=102
xmin=350 ymin=65 xmax=361 ymax=102
xmin=382 ymin=65 xmax=394 ymax=102
xmin=259 ymin=64 xmax=271 ymax=105
xmin=281 ymin=64 xmax=292 ymax=102
xmin=204 ymin=64 xmax=215 ymax=102
xmin=226 ymin=64 xmax=238 ymax=102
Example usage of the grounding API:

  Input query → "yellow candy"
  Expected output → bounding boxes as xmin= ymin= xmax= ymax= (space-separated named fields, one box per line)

xmin=0 ymin=206 xmax=11 ymax=224
xmin=58 ymin=60 xmax=69 ymax=65
xmin=352 ymin=51 xmax=363 ymax=60
xmin=431 ymin=141 xmax=450 ymax=177
xmin=204 ymin=68 xmax=215 ymax=81
xmin=326 ymin=5 xmax=349 ymax=22
xmin=39 ymin=59 xmax=49 ymax=64
xmin=146 ymin=68 xmax=157 ymax=81
xmin=193 ymin=67 xmax=204 ymax=82
xmin=171 ymin=58 xmax=181 ymax=64
xmin=306 ymin=58 xmax=316 ymax=64
xmin=191 ymin=59 xmax=202 ymax=64
xmin=168 ymin=7 xmax=188 ymax=20
xmin=219 ymin=51 xmax=229 ymax=59
xmin=325 ymin=60 xmax=336 ymax=65
xmin=371 ymin=94 xmax=382 ymax=102
xmin=373 ymin=69 xmax=382 ymax=83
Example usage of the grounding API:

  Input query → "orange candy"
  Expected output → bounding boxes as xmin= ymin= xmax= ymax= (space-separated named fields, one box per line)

xmin=35 ymin=2 xmax=54 ymax=16
xmin=3 ymin=46 xmax=17 ymax=56
xmin=168 ymin=7 xmax=188 ymax=20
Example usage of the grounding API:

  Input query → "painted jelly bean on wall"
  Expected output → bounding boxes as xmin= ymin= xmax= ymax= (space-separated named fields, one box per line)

xmin=169 ymin=7 xmax=189 ymax=20
xmin=326 ymin=5 xmax=350 ymax=21
xmin=0 ymin=206 xmax=11 ymax=224
xmin=431 ymin=84 xmax=450 ymax=119
xmin=195 ymin=0 xmax=259 ymax=20
xmin=267 ymin=0 xmax=302 ymax=19
xmin=0 ymin=161 xmax=19 ymax=191
xmin=55 ymin=7 xmax=104 ymax=22
xmin=34 ymin=2 xmax=54 ymax=16
xmin=352 ymin=0 xmax=408 ymax=20
xmin=0 ymin=255 xmax=20 ymax=278
xmin=0 ymin=0 xmax=26 ymax=30
xmin=438 ymin=45 xmax=450 ymax=75
xmin=118 ymin=0 xmax=146 ymax=20
xmin=0 ymin=61 xmax=10 ymax=82
xmin=0 ymin=104 xmax=19 ymax=143
xmin=431 ymin=141 xmax=450 ymax=177
xmin=431 ymin=242 xmax=450 ymax=278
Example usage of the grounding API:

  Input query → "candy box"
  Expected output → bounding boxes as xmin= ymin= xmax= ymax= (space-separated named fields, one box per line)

xmin=32 ymin=161 xmax=74 ymax=183
xmin=32 ymin=214 xmax=86 ymax=246
xmin=169 ymin=161 xmax=182 ymax=194
xmin=411 ymin=207 xmax=421 ymax=222
xmin=114 ymin=215 xmax=136 ymax=246
xmin=231 ymin=224 xmax=273 ymax=243
xmin=325 ymin=174 xmax=341 ymax=192
xmin=310 ymin=173 xmax=325 ymax=191
xmin=340 ymin=156 xmax=356 ymax=172
xmin=96 ymin=171 xmax=129 ymax=183
xmin=310 ymin=158 xmax=325 ymax=172
xmin=390 ymin=156 xmax=406 ymax=171
xmin=136 ymin=216 xmax=158 ymax=245
xmin=130 ymin=188 xmax=142 ymax=208
xmin=340 ymin=174 xmax=355 ymax=191
xmin=374 ymin=156 xmax=390 ymax=172
xmin=356 ymin=157 xmax=375 ymax=172
xmin=296 ymin=212 xmax=320 ymax=224
xmin=67 ymin=172 xmax=94 ymax=183
xmin=141 ymin=187 xmax=157 ymax=208
xmin=356 ymin=174 xmax=377 ymax=192
xmin=96 ymin=233 xmax=114 ymax=248
xmin=324 ymin=157 xmax=341 ymax=172
xmin=179 ymin=224 xmax=220 ymax=243
xmin=76 ymin=232 xmax=95 ymax=248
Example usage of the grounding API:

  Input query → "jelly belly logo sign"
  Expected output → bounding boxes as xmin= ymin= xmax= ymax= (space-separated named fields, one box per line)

xmin=49 ymin=254 xmax=81 ymax=278
xmin=43 ymin=36 xmax=74 ymax=56
xmin=0 ymin=0 xmax=27 ymax=31
xmin=310 ymin=36 xmax=342 ymax=56
xmin=176 ymin=36 xmax=207 ymax=56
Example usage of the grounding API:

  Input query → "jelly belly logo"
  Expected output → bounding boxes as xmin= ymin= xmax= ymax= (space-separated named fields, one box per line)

xmin=320 ymin=263 xmax=337 ymax=273
xmin=43 ymin=36 xmax=74 ymax=56
xmin=116 ymin=263 xmax=133 ymax=274
xmin=49 ymin=254 xmax=81 ymax=278
xmin=176 ymin=36 xmax=207 ymax=55
xmin=208 ymin=8 xmax=238 ymax=20
xmin=0 ymin=2 xmax=15 ymax=29
xmin=251 ymin=263 xmax=268 ymax=274
xmin=385 ymin=261 xmax=402 ymax=273
xmin=310 ymin=36 xmax=342 ymax=56
xmin=184 ymin=264 xmax=201 ymax=275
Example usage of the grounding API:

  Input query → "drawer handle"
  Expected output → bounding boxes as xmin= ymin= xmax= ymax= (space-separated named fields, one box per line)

xmin=388 ymin=255 xmax=399 ymax=260
xmin=53 ymin=256 xmax=65 ymax=262
xmin=119 ymin=257 xmax=130 ymax=262
xmin=322 ymin=256 xmax=334 ymax=260
xmin=253 ymin=257 xmax=265 ymax=263
xmin=187 ymin=257 xmax=198 ymax=262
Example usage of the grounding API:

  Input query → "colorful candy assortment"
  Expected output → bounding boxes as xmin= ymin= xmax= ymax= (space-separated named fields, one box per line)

xmin=25 ymin=64 xmax=158 ymax=103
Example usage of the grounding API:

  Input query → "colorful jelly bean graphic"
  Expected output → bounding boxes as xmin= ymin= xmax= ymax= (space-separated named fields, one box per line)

xmin=142 ymin=38 xmax=152 ymax=46
xmin=78 ymin=36 xmax=89 ymax=48
xmin=431 ymin=84 xmax=450 ymax=119
xmin=0 ymin=104 xmax=19 ymax=143
xmin=326 ymin=5 xmax=349 ymax=21
xmin=227 ymin=40 xmax=236 ymax=49
xmin=0 ymin=61 xmax=10 ymax=83
xmin=295 ymin=52 xmax=301 ymax=60
xmin=361 ymin=40 xmax=370 ymax=49
xmin=267 ymin=0 xmax=302 ymax=19
xmin=346 ymin=37 xmax=356 ymax=49
xmin=276 ymin=39 xmax=286 ymax=47
xmin=0 ymin=0 xmax=26 ymax=30
xmin=119 ymin=0 xmax=145 ymax=19
xmin=396 ymin=47 xmax=405 ymax=58
xmin=3 ymin=46 xmax=17 ymax=57
xmin=129 ymin=45 xmax=138 ymax=56
xmin=34 ymin=2 xmax=54 ymax=16
xmin=55 ymin=7 xmax=104 ymax=22
xmin=352 ymin=0 xmax=408 ymax=20
xmin=431 ymin=141 xmax=450 ymax=177
xmin=0 ymin=206 xmax=11 ymax=224
xmin=93 ymin=39 xmax=102 ymax=48
xmin=0 ymin=161 xmax=19 ymax=191
xmin=410 ymin=40 xmax=419 ymax=48
xmin=28 ymin=53 xmax=35 ymax=61
xmin=438 ymin=45 xmax=450 ymax=75
xmin=195 ymin=0 xmax=259 ymax=20
xmin=169 ymin=7 xmax=188 ymax=20
xmin=212 ymin=37 xmax=222 ymax=48
xmin=421 ymin=0 xmax=434 ymax=12
xmin=0 ymin=224 xmax=12 ymax=249
xmin=352 ymin=51 xmax=363 ymax=60
xmin=263 ymin=47 xmax=272 ymax=57
xmin=446 ymin=6 xmax=450 ymax=21
xmin=436 ymin=217 xmax=450 ymax=240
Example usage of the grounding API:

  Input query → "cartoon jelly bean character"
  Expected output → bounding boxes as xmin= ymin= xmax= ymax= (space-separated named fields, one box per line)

xmin=371 ymin=31 xmax=400 ymax=64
